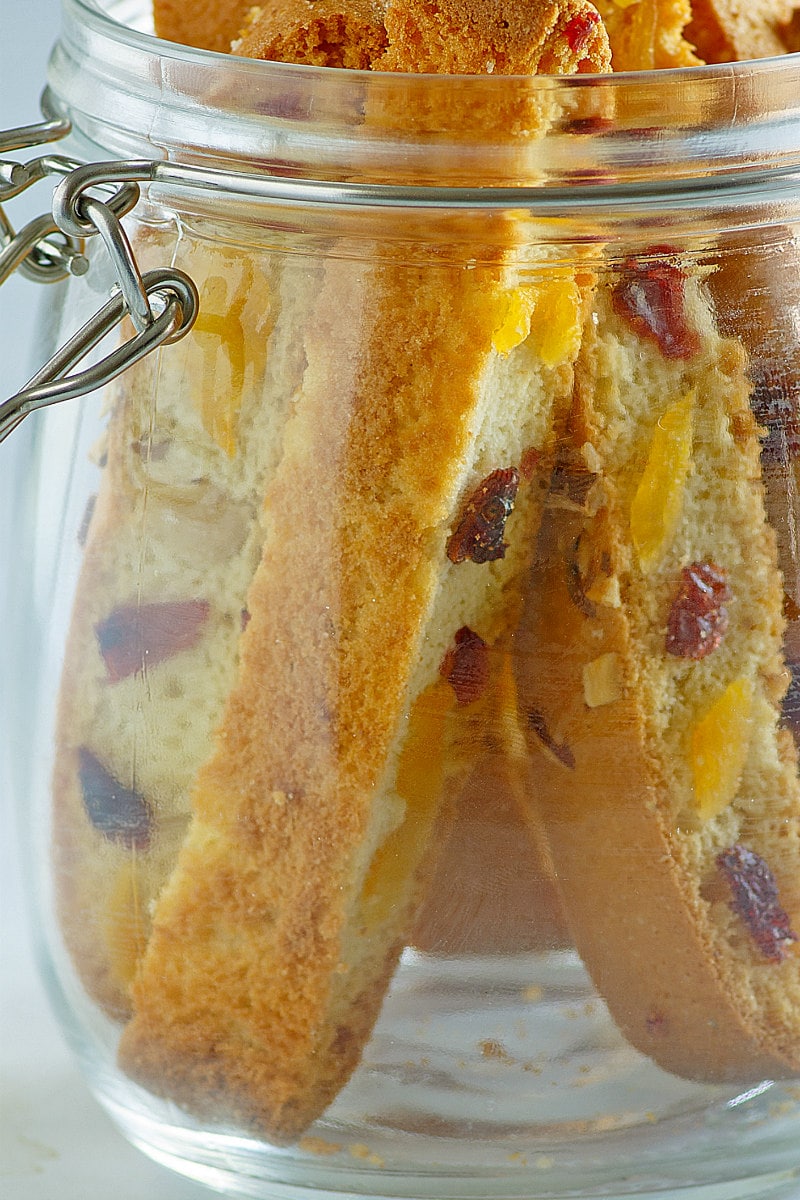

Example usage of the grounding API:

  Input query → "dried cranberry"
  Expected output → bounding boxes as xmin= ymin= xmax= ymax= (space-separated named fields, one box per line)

xmin=440 ymin=627 xmax=489 ymax=706
xmin=446 ymin=468 xmax=519 ymax=565
xmin=525 ymin=707 xmax=576 ymax=770
xmin=717 ymin=843 xmax=798 ymax=963
xmin=78 ymin=749 xmax=152 ymax=849
xmin=665 ymin=563 xmax=731 ymax=660
xmin=612 ymin=248 xmax=701 ymax=360
xmin=96 ymin=600 xmax=210 ymax=682
xmin=562 ymin=9 xmax=601 ymax=55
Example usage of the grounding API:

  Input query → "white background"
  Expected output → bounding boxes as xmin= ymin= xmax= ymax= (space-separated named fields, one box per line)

xmin=1 ymin=4 xmax=213 ymax=1197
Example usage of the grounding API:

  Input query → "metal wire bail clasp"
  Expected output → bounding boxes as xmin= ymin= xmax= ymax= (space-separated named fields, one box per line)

xmin=0 ymin=90 xmax=199 ymax=442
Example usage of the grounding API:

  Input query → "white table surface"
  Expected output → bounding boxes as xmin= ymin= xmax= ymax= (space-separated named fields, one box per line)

xmin=1 ymin=4 xmax=214 ymax=1197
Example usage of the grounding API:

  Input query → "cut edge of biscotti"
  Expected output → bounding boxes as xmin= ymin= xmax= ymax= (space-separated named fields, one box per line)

xmin=515 ymin=250 xmax=800 ymax=1084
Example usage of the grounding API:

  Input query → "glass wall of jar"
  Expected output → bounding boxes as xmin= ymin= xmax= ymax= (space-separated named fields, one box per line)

xmin=5 ymin=1 xmax=800 ymax=1197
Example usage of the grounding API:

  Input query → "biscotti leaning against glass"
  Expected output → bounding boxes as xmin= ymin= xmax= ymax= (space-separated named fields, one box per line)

xmin=52 ymin=0 xmax=611 ymax=1142
xmin=50 ymin=0 xmax=800 ymax=1150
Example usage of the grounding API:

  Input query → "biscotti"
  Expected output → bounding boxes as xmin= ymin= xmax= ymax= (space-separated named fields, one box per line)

xmin=515 ymin=253 xmax=800 ymax=1083
xmin=51 ymin=0 xmax=611 ymax=1145
xmin=153 ymin=0 xmax=254 ymax=49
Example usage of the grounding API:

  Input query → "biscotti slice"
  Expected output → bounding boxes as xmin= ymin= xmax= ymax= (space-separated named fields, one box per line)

xmin=515 ymin=249 xmax=800 ymax=1083
xmin=116 ymin=245 xmax=595 ymax=1140
xmin=153 ymin=0 xmax=254 ymax=49
xmin=593 ymin=0 xmax=701 ymax=68
xmin=52 ymin=232 xmax=321 ymax=1017
xmin=114 ymin=0 xmax=611 ymax=1140
xmin=686 ymin=0 xmax=800 ymax=60
xmin=233 ymin=0 xmax=389 ymax=64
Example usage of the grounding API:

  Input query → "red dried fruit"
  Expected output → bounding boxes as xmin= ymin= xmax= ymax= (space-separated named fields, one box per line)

xmin=612 ymin=248 xmax=701 ymax=361
xmin=96 ymin=600 xmax=210 ymax=682
xmin=78 ymin=748 xmax=152 ymax=849
xmin=447 ymin=468 xmax=520 ymax=565
xmin=440 ymin=627 xmax=489 ymax=706
xmin=665 ymin=562 xmax=731 ymax=660
xmin=562 ymin=9 xmax=601 ymax=55
xmin=717 ymin=843 xmax=798 ymax=963
xmin=526 ymin=707 xmax=576 ymax=770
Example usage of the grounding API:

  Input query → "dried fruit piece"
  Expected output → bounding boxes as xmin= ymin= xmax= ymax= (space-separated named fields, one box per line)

xmin=630 ymin=392 xmax=694 ymax=572
xmin=78 ymin=748 xmax=152 ymax=849
xmin=96 ymin=600 xmax=210 ymax=682
xmin=612 ymin=249 xmax=701 ymax=360
xmin=665 ymin=562 xmax=731 ymax=660
xmin=447 ymin=468 xmax=520 ymax=564
xmin=192 ymin=270 xmax=251 ymax=456
xmin=527 ymin=278 xmax=583 ymax=368
xmin=491 ymin=278 xmax=582 ymax=367
xmin=690 ymin=676 xmax=754 ymax=820
xmin=583 ymin=652 xmax=623 ymax=707
xmin=440 ymin=626 xmax=490 ymax=706
xmin=717 ymin=844 xmax=799 ymax=963
xmin=492 ymin=289 xmax=537 ymax=355
xmin=562 ymin=8 xmax=602 ymax=54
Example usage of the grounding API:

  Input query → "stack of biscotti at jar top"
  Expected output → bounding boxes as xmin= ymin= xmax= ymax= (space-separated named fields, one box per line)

xmin=515 ymin=242 xmax=800 ymax=1083
xmin=45 ymin=0 xmax=614 ymax=1145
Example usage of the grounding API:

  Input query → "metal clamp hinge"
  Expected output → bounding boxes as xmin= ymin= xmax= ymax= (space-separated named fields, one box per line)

xmin=1 ymin=89 xmax=199 ymax=442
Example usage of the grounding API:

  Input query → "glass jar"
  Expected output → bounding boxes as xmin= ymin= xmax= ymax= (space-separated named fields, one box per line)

xmin=4 ymin=1 xmax=800 ymax=1197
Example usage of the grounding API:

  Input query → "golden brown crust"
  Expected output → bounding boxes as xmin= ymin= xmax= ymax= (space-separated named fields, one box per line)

xmin=234 ymin=0 xmax=388 ymax=66
xmin=153 ymin=0 xmax=254 ymax=49
xmin=515 ymin=275 xmax=800 ymax=1083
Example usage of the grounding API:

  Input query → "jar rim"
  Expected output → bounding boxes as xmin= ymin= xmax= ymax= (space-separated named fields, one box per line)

xmin=50 ymin=0 xmax=800 ymax=193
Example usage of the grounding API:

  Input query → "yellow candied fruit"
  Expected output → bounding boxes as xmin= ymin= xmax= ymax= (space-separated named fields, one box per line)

xmin=491 ymin=287 xmax=537 ymax=355
xmin=630 ymin=391 xmax=694 ymax=573
xmin=690 ymin=676 xmax=754 ymax=821
xmin=611 ymin=0 xmax=642 ymax=9
xmin=491 ymin=280 xmax=583 ymax=367
xmin=105 ymin=859 xmax=147 ymax=990
xmin=192 ymin=271 xmax=251 ymax=456
xmin=360 ymin=679 xmax=452 ymax=929
xmin=527 ymin=278 xmax=583 ymax=368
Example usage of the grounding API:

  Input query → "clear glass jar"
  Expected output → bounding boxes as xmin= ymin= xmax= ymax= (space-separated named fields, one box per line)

xmin=5 ymin=1 xmax=800 ymax=1197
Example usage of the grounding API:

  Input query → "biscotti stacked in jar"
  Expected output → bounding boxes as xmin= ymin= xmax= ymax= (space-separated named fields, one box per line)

xmin=45 ymin=0 xmax=800 ymax=1185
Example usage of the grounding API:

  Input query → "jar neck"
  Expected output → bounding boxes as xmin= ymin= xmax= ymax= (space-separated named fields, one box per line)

xmin=48 ymin=0 xmax=800 ymax=199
